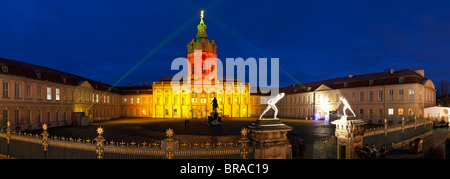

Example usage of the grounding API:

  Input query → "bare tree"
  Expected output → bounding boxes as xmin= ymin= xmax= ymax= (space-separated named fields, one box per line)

xmin=437 ymin=79 xmax=449 ymax=107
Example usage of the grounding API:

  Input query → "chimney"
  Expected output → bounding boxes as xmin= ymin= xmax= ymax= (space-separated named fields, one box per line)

xmin=128 ymin=84 xmax=132 ymax=87
xmin=390 ymin=69 xmax=394 ymax=74
xmin=348 ymin=74 xmax=354 ymax=79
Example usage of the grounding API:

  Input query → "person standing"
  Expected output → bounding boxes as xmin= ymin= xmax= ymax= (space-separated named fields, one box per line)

xmin=363 ymin=144 xmax=371 ymax=159
xmin=370 ymin=143 xmax=378 ymax=159
xmin=378 ymin=145 xmax=386 ymax=159
xmin=298 ymin=138 xmax=305 ymax=159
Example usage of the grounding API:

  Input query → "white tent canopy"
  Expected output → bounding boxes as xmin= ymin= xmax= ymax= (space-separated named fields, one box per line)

xmin=424 ymin=106 xmax=450 ymax=121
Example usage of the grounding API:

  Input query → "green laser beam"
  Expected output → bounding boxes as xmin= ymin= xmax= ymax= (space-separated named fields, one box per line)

xmin=84 ymin=2 xmax=225 ymax=112
xmin=208 ymin=15 xmax=306 ymax=89
xmin=84 ymin=16 xmax=197 ymax=112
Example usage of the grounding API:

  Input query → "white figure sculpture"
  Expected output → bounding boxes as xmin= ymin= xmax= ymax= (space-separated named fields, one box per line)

xmin=339 ymin=96 xmax=356 ymax=120
xmin=259 ymin=93 xmax=285 ymax=120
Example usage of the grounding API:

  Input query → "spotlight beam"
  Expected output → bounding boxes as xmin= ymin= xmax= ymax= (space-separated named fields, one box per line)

xmin=207 ymin=15 xmax=307 ymax=89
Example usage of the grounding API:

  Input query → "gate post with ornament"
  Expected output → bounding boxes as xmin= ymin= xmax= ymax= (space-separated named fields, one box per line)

xmin=331 ymin=118 xmax=366 ymax=159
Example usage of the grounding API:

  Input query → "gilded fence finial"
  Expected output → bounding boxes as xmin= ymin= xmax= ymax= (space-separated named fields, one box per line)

xmin=94 ymin=126 xmax=106 ymax=159
xmin=240 ymin=128 xmax=248 ymax=137
xmin=5 ymin=121 xmax=11 ymax=159
xmin=39 ymin=123 xmax=50 ymax=159
xmin=41 ymin=124 xmax=49 ymax=151
xmin=241 ymin=149 xmax=248 ymax=159
xmin=6 ymin=121 xmax=11 ymax=143
xmin=238 ymin=128 xmax=250 ymax=147
xmin=165 ymin=128 xmax=174 ymax=138
xmin=97 ymin=127 xmax=104 ymax=135
xmin=141 ymin=141 xmax=148 ymax=148
xmin=166 ymin=151 xmax=174 ymax=159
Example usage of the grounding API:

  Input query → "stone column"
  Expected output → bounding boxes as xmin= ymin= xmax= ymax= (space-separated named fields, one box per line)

xmin=248 ymin=119 xmax=293 ymax=159
xmin=331 ymin=118 xmax=366 ymax=159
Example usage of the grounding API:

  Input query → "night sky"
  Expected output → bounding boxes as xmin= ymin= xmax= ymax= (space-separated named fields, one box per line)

xmin=0 ymin=0 xmax=448 ymax=88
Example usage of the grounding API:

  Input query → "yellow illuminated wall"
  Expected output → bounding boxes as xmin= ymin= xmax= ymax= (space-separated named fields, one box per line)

xmin=149 ymin=80 xmax=250 ymax=119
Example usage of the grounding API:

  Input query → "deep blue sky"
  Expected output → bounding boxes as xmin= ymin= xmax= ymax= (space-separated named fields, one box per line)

xmin=0 ymin=0 xmax=448 ymax=88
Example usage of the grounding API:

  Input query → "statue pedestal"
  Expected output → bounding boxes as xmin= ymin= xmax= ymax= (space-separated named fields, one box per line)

xmin=208 ymin=112 xmax=222 ymax=126
xmin=331 ymin=117 xmax=366 ymax=159
xmin=248 ymin=119 xmax=293 ymax=159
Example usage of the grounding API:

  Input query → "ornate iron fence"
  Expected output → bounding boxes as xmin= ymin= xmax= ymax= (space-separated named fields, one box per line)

xmin=0 ymin=122 xmax=255 ymax=159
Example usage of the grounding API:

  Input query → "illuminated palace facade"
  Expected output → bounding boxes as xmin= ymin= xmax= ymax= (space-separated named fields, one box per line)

xmin=276 ymin=69 xmax=436 ymax=124
xmin=0 ymin=12 xmax=437 ymax=131
xmin=120 ymin=14 xmax=252 ymax=119
xmin=0 ymin=58 xmax=122 ymax=131
xmin=0 ymin=12 xmax=254 ymax=131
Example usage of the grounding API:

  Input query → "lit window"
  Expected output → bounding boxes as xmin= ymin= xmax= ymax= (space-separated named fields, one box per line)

xmin=388 ymin=108 xmax=394 ymax=115
xmin=398 ymin=109 xmax=404 ymax=117
xmin=55 ymin=88 xmax=60 ymax=101
xmin=408 ymin=89 xmax=415 ymax=101
xmin=137 ymin=97 xmax=140 ymax=104
xmin=46 ymin=87 xmax=52 ymax=100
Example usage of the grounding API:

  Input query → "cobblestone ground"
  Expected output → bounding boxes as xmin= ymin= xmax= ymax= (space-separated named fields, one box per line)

xmin=29 ymin=117 xmax=336 ymax=159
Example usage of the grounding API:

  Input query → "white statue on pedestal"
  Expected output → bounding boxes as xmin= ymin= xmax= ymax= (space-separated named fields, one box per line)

xmin=259 ymin=93 xmax=285 ymax=120
xmin=339 ymin=96 xmax=356 ymax=121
